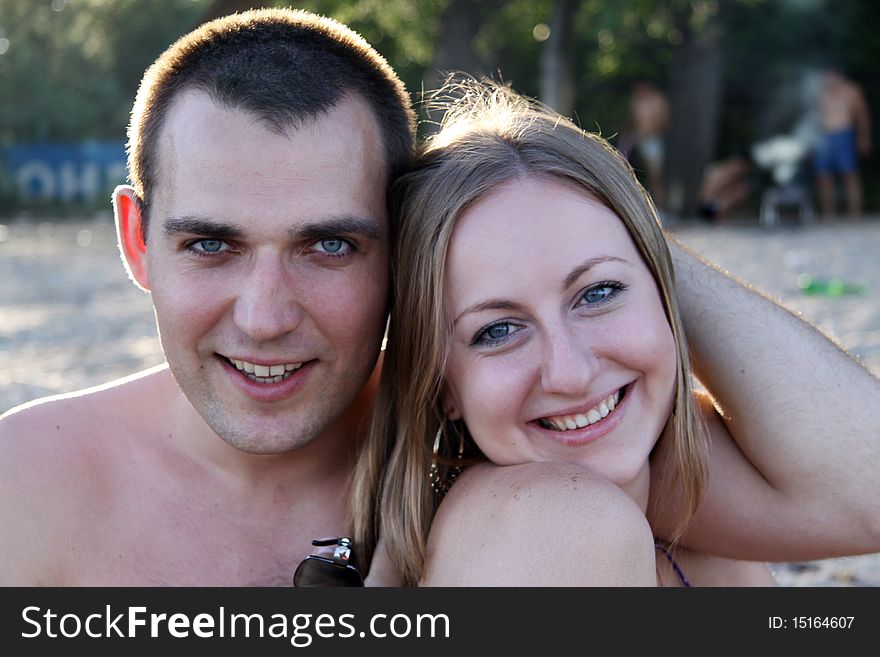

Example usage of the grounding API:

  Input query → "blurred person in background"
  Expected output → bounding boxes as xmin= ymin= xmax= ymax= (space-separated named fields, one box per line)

xmin=628 ymin=80 xmax=669 ymax=213
xmin=698 ymin=154 xmax=753 ymax=223
xmin=813 ymin=67 xmax=872 ymax=220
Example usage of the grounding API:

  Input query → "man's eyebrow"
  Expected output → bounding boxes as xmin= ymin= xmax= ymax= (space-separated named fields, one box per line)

xmin=289 ymin=217 xmax=383 ymax=241
xmin=162 ymin=216 xmax=244 ymax=239
xmin=562 ymin=255 xmax=631 ymax=290
xmin=453 ymin=299 xmax=521 ymax=327
xmin=160 ymin=216 xmax=384 ymax=241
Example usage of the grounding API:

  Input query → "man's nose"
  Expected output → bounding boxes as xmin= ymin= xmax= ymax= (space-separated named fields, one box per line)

xmin=232 ymin=254 xmax=304 ymax=342
xmin=540 ymin=326 xmax=600 ymax=397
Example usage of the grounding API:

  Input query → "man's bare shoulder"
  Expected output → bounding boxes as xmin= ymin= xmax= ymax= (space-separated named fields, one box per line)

xmin=1 ymin=364 xmax=175 ymax=443
xmin=0 ymin=363 xmax=178 ymax=481
xmin=0 ymin=365 xmax=175 ymax=583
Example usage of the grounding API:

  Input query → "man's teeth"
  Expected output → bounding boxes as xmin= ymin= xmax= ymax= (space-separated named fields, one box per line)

xmin=230 ymin=358 xmax=303 ymax=383
xmin=539 ymin=390 xmax=622 ymax=431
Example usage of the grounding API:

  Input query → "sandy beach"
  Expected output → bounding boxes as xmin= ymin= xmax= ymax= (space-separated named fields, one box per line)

xmin=1 ymin=214 xmax=878 ymax=586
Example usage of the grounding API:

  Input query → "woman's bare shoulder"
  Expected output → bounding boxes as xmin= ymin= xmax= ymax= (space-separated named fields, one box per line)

xmin=421 ymin=462 xmax=657 ymax=586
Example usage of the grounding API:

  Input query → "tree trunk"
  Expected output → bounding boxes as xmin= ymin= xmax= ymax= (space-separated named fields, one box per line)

xmin=665 ymin=9 xmax=725 ymax=218
xmin=425 ymin=0 xmax=485 ymax=91
xmin=539 ymin=0 xmax=579 ymax=117
xmin=420 ymin=0 xmax=489 ymax=133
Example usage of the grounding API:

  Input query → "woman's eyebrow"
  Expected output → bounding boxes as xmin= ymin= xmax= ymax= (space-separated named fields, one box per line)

xmin=454 ymin=256 xmax=633 ymax=325
xmin=453 ymin=299 xmax=521 ymax=327
xmin=563 ymin=256 xmax=631 ymax=290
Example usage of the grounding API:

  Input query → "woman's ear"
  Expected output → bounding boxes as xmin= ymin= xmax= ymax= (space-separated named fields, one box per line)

xmin=113 ymin=185 xmax=150 ymax=292
xmin=441 ymin=385 xmax=463 ymax=420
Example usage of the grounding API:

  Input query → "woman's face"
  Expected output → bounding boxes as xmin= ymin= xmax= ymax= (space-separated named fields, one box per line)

xmin=442 ymin=175 xmax=676 ymax=494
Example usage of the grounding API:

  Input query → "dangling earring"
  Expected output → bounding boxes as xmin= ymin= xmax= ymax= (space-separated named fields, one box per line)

xmin=429 ymin=419 xmax=464 ymax=497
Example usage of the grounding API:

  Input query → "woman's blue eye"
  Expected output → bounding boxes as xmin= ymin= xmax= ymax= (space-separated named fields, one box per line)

xmin=487 ymin=324 xmax=510 ymax=339
xmin=579 ymin=282 xmax=625 ymax=306
xmin=473 ymin=322 xmax=518 ymax=346
xmin=583 ymin=286 xmax=613 ymax=303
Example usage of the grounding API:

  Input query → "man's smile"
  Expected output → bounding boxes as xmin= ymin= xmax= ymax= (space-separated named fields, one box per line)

xmin=224 ymin=357 xmax=305 ymax=384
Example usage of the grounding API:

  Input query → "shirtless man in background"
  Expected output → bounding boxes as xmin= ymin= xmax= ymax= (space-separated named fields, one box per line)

xmin=814 ymin=68 xmax=872 ymax=219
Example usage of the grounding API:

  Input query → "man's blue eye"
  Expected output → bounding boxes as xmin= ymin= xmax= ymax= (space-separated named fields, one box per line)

xmin=316 ymin=238 xmax=353 ymax=256
xmin=196 ymin=239 xmax=225 ymax=253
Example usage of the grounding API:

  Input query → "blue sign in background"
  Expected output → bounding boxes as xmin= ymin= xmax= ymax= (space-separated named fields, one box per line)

xmin=2 ymin=141 xmax=127 ymax=203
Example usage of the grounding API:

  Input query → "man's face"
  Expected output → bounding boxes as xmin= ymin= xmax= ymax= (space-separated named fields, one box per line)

xmin=144 ymin=90 xmax=389 ymax=453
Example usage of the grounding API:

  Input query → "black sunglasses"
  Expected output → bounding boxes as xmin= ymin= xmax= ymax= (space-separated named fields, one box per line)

xmin=293 ymin=537 xmax=364 ymax=587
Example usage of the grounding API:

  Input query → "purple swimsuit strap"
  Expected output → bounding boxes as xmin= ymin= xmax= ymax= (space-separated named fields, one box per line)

xmin=654 ymin=541 xmax=692 ymax=587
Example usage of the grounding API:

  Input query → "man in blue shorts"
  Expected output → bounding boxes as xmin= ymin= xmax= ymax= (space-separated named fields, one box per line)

xmin=814 ymin=68 xmax=872 ymax=219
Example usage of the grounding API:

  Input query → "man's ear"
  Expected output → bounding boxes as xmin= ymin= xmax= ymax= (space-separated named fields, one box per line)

xmin=113 ymin=185 xmax=150 ymax=292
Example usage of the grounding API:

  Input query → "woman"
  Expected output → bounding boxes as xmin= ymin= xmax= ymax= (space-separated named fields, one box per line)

xmin=353 ymin=80 xmax=879 ymax=586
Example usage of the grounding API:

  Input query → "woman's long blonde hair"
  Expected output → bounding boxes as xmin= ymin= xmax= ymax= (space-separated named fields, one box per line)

xmin=352 ymin=79 xmax=708 ymax=586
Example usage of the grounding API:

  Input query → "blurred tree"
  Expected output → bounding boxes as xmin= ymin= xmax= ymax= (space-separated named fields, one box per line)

xmin=665 ymin=0 xmax=725 ymax=216
xmin=427 ymin=0 xmax=488 ymax=90
xmin=0 ymin=0 xmax=208 ymax=146
xmin=539 ymin=0 xmax=580 ymax=117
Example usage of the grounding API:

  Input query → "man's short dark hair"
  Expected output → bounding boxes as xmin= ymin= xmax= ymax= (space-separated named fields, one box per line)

xmin=127 ymin=7 xmax=416 ymax=239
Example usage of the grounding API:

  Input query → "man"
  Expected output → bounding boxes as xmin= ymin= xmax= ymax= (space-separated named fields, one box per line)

xmin=814 ymin=67 xmax=872 ymax=219
xmin=2 ymin=8 xmax=878 ymax=587
xmin=0 ymin=8 xmax=414 ymax=585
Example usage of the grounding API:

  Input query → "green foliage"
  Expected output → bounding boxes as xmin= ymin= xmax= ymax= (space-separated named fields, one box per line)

xmin=0 ymin=0 xmax=208 ymax=145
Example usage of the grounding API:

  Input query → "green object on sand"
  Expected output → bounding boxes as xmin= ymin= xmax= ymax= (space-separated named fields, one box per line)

xmin=797 ymin=273 xmax=867 ymax=297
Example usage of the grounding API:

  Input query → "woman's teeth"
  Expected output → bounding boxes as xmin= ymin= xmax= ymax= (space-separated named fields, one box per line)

xmin=229 ymin=358 xmax=303 ymax=384
xmin=539 ymin=389 xmax=622 ymax=431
